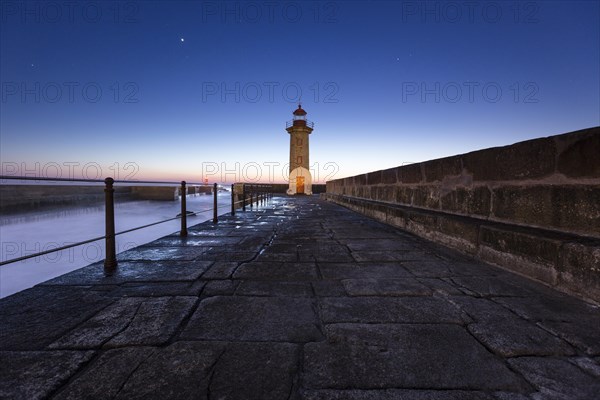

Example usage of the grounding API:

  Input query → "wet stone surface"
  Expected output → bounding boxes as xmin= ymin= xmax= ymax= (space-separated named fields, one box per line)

xmin=1 ymin=196 xmax=599 ymax=399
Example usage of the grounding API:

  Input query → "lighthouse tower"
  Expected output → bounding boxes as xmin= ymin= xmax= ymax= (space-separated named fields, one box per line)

xmin=286 ymin=104 xmax=314 ymax=195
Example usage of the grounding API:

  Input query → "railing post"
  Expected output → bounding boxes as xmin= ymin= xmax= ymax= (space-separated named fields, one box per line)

xmin=180 ymin=181 xmax=188 ymax=237
xmin=213 ymin=183 xmax=218 ymax=223
xmin=231 ymin=183 xmax=235 ymax=215
xmin=242 ymin=183 xmax=246 ymax=211
xmin=250 ymin=185 xmax=253 ymax=208
xmin=104 ymin=177 xmax=117 ymax=275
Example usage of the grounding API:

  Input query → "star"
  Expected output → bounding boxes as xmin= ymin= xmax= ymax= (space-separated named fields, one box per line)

xmin=180 ymin=38 xmax=185 ymax=42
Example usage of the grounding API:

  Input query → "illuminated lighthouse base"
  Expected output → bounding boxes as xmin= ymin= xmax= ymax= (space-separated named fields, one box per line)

xmin=287 ymin=167 xmax=313 ymax=195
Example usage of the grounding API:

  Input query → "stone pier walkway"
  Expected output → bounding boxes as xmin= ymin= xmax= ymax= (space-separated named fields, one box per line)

xmin=1 ymin=196 xmax=599 ymax=399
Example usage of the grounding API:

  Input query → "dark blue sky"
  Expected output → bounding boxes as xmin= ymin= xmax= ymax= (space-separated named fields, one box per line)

xmin=1 ymin=1 xmax=599 ymax=182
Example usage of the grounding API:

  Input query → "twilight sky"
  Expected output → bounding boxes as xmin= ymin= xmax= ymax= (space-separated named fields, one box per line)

xmin=1 ymin=0 xmax=599 ymax=183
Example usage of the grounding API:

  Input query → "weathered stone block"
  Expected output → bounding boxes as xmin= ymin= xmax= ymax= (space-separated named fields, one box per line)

xmin=423 ymin=156 xmax=462 ymax=182
xmin=236 ymin=281 xmax=313 ymax=297
xmin=0 ymin=287 xmax=112 ymax=351
xmin=319 ymin=297 xmax=465 ymax=324
xmin=202 ymin=280 xmax=238 ymax=296
xmin=440 ymin=186 xmax=491 ymax=217
xmin=381 ymin=167 xmax=398 ymax=184
xmin=385 ymin=206 xmax=408 ymax=228
xmin=301 ymin=389 xmax=497 ymax=400
xmin=396 ymin=186 xmax=414 ymax=205
xmin=0 ymin=350 xmax=95 ymax=400
xmin=115 ymin=342 xmax=224 ymax=399
xmin=106 ymin=297 xmax=197 ymax=347
xmin=479 ymin=226 xmax=560 ymax=266
xmin=539 ymin=321 xmax=600 ymax=355
xmin=398 ymin=163 xmax=423 ymax=184
xmin=379 ymin=185 xmax=396 ymax=202
xmin=478 ymin=226 xmax=562 ymax=285
xmin=556 ymin=127 xmax=600 ymax=178
xmin=117 ymin=246 xmax=211 ymax=261
xmin=558 ymin=242 xmax=600 ymax=301
xmin=401 ymin=261 xmax=454 ymax=277
xmin=493 ymin=295 xmax=599 ymax=323
xmin=367 ymin=170 xmax=382 ymax=185
xmin=462 ymin=136 xmax=556 ymax=181
xmin=209 ymin=342 xmax=298 ymax=399
xmin=233 ymin=262 xmax=319 ymax=281
xmin=412 ymin=186 xmax=440 ymax=209
xmin=508 ymin=357 xmax=600 ymax=399
xmin=319 ymin=263 xmax=412 ymax=279
xmin=492 ymin=185 xmax=600 ymax=236
xmin=304 ymin=324 xmax=529 ymax=390
xmin=342 ymin=278 xmax=432 ymax=296
xmin=353 ymin=174 xmax=367 ymax=186
xmin=49 ymin=297 xmax=196 ymax=349
xmin=436 ymin=217 xmax=479 ymax=252
xmin=371 ymin=186 xmax=382 ymax=201
xmin=180 ymin=296 xmax=323 ymax=342
xmin=407 ymin=211 xmax=437 ymax=230
xmin=362 ymin=201 xmax=387 ymax=221
xmin=52 ymin=347 xmax=156 ymax=400
xmin=468 ymin=318 xmax=575 ymax=357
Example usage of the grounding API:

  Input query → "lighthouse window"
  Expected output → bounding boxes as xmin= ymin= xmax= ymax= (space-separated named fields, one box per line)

xmin=296 ymin=138 xmax=303 ymax=146
xmin=297 ymin=156 xmax=303 ymax=164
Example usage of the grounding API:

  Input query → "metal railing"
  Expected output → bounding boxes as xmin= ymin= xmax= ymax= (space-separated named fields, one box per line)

xmin=0 ymin=176 xmax=273 ymax=275
xmin=286 ymin=120 xmax=314 ymax=129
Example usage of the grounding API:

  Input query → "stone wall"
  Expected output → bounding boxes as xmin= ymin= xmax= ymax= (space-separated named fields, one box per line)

xmin=325 ymin=127 xmax=600 ymax=302
xmin=0 ymin=185 xmax=129 ymax=213
xmin=0 ymin=184 xmax=215 ymax=213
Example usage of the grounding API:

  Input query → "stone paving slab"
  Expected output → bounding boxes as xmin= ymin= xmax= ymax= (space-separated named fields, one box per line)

xmin=209 ymin=342 xmax=298 ymax=399
xmin=0 ymin=287 xmax=113 ymax=351
xmin=539 ymin=321 xmax=600 ymax=355
xmin=117 ymin=246 xmax=212 ymax=261
xmin=1 ymin=196 xmax=599 ymax=399
xmin=180 ymin=296 xmax=323 ymax=342
xmin=508 ymin=357 xmax=600 ymax=400
xmin=49 ymin=296 xmax=197 ymax=349
xmin=233 ymin=261 xmax=320 ymax=280
xmin=41 ymin=260 xmax=213 ymax=285
xmin=320 ymin=297 xmax=467 ymax=324
xmin=341 ymin=278 xmax=432 ymax=296
xmin=300 ymin=389 xmax=497 ymax=400
xmin=304 ymin=323 xmax=530 ymax=391
xmin=319 ymin=262 xmax=413 ymax=279
xmin=0 ymin=350 xmax=94 ymax=399
xmin=236 ymin=280 xmax=314 ymax=297
xmin=51 ymin=347 xmax=156 ymax=400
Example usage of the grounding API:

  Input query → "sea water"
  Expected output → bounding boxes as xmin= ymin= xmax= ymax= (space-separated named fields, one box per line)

xmin=0 ymin=193 xmax=232 ymax=298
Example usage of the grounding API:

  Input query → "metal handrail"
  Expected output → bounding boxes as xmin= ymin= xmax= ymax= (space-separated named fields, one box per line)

xmin=0 ymin=179 xmax=273 ymax=273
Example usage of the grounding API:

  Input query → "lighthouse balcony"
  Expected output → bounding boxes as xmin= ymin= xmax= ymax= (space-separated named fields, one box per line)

xmin=286 ymin=120 xmax=314 ymax=128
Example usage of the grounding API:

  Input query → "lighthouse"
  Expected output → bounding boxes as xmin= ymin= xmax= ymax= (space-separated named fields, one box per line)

xmin=286 ymin=104 xmax=314 ymax=195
